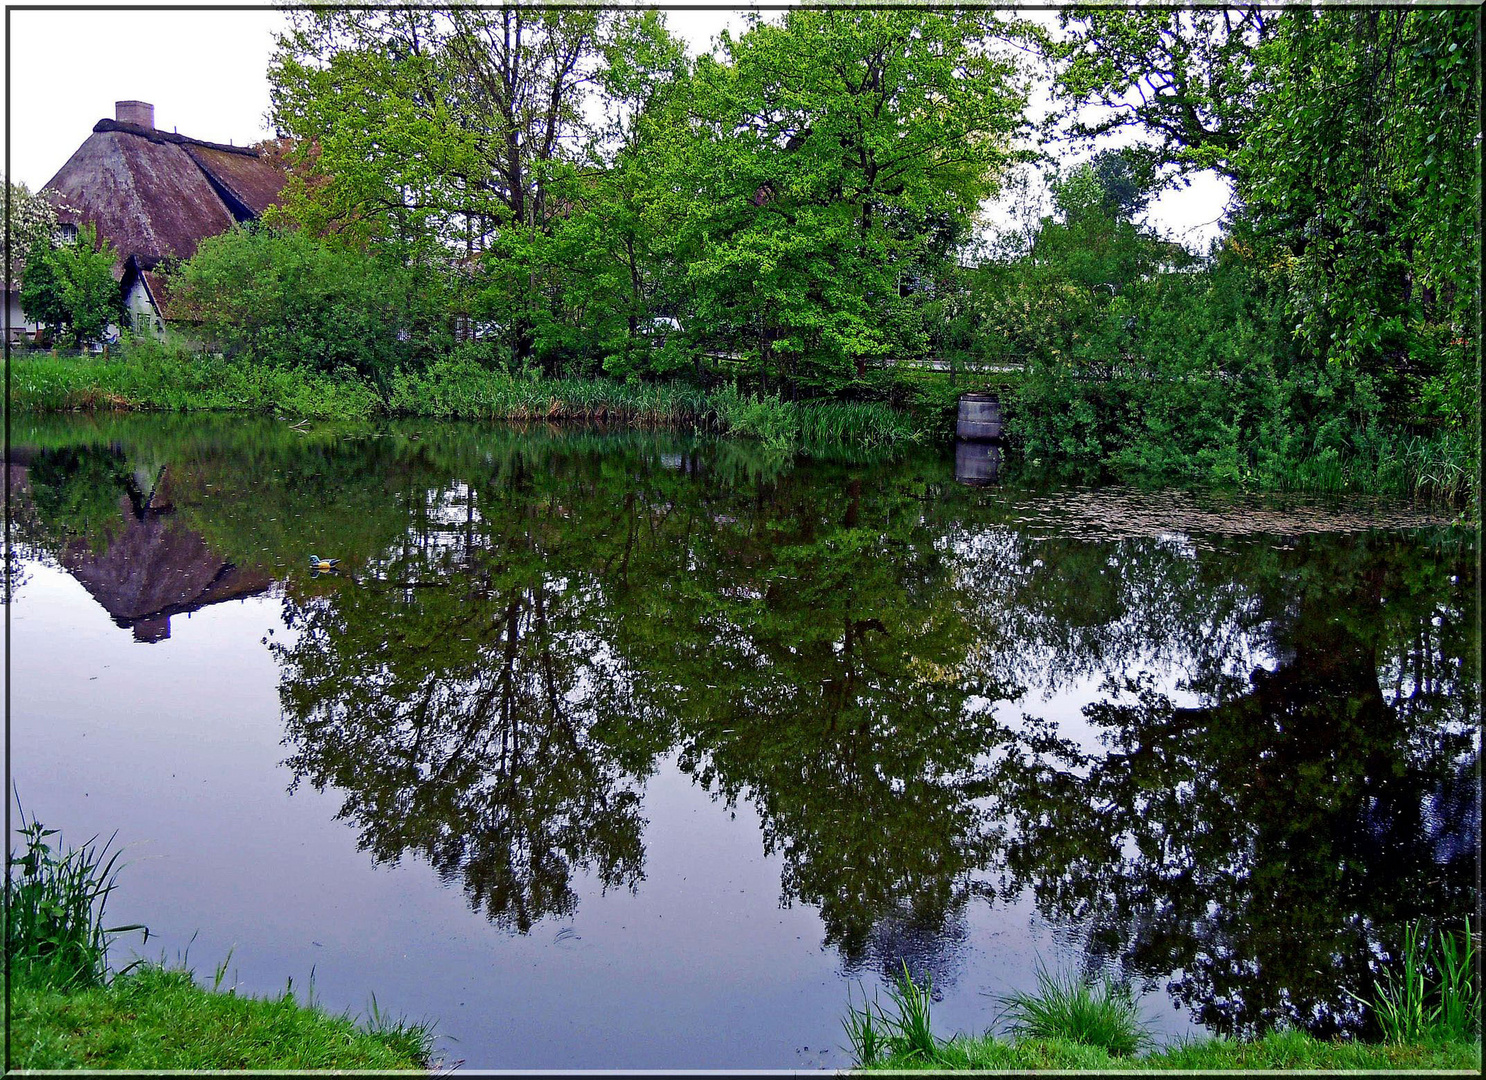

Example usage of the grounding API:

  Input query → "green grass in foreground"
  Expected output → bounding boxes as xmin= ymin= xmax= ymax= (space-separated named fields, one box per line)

xmin=8 ymin=964 xmax=433 ymax=1070
xmin=859 ymin=1028 xmax=1482 ymax=1071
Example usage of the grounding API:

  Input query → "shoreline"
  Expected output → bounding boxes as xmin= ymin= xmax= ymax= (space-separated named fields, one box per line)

xmin=7 ymin=349 xmax=1476 ymax=514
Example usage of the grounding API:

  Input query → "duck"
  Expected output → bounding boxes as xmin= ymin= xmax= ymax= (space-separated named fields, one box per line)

xmin=308 ymin=554 xmax=340 ymax=572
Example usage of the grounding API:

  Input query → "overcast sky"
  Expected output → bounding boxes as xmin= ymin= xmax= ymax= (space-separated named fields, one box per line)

xmin=6 ymin=4 xmax=1229 ymax=250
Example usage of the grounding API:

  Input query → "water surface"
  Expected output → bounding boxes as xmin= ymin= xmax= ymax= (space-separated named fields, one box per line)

xmin=8 ymin=414 xmax=1478 ymax=1068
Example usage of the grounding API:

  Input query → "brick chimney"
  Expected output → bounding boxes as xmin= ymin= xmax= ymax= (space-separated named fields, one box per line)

xmin=115 ymin=100 xmax=155 ymax=128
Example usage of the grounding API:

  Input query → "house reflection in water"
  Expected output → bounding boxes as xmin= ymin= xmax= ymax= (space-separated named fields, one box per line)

xmin=16 ymin=456 xmax=274 ymax=643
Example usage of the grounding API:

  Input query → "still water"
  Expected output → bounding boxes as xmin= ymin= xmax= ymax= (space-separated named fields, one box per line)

xmin=7 ymin=414 xmax=1478 ymax=1068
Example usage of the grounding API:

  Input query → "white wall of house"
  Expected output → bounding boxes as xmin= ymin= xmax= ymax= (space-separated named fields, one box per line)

xmin=124 ymin=278 xmax=166 ymax=340
xmin=6 ymin=289 xmax=40 ymax=343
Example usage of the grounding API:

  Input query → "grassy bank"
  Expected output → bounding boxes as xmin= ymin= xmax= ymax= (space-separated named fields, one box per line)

xmin=859 ymin=1028 xmax=1482 ymax=1071
xmin=9 ymin=966 xmax=432 ymax=1070
xmin=8 ymin=349 xmax=924 ymax=454
xmin=847 ymin=949 xmax=1481 ymax=1073
xmin=8 ymin=348 xmax=1475 ymax=509
xmin=6 ymin=808 xmax=433 ymax=1070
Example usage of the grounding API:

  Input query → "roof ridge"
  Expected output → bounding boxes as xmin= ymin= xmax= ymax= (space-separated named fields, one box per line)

xmin=92 ymin=117 xmax=261 ymax=158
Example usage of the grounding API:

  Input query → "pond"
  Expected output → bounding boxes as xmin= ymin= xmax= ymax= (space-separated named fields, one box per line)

xmin=8 ymin=413 xmax=1478 ymax=1068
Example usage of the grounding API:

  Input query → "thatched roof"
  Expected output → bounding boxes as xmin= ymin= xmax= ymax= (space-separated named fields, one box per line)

xmin=43 ymin=117 xmax=286 ymax=278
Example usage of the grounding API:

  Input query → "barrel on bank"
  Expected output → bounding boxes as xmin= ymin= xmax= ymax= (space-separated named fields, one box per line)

xmin=956 ymin=393 xmax=1002 ymax=442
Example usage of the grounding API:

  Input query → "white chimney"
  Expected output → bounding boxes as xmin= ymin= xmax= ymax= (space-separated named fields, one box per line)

xmin=116 ymin=100 xmax=155 ymax=128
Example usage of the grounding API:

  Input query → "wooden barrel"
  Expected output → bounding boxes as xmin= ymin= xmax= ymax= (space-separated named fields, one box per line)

xmin=956 ymin=392 xmax=1002 ymax=441
xmin=954 ymin=440 xmax=1002 ymax=487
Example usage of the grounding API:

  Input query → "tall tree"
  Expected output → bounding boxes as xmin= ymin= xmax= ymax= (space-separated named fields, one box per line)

xmin=270 ymin=5 xmax=673 ymax=371
xmin=673 ymin=8 xmax=1029 ymax=394
xmin=1040 ymin=5 xmax=1480 ymax=498
xmin=1235 ymin=7 xmax=1480 ymax=427
xmin=1048 ymin=5 xmax=1273 ymax=183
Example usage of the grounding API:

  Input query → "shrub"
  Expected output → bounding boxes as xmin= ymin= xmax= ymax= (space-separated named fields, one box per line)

xmin=171 ymin=226 xmax=424 ymax=385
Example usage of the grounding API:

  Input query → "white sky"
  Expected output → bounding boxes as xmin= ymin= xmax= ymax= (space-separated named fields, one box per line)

xmin=5 ymin=4 xmax=1229 ymax=251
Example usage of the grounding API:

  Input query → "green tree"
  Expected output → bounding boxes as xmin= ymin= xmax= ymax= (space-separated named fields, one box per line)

xmin=669 ymin=8 xmax=1028 ymax=395
xmin=1034 ymin=5 xmax=1479 ymax=502
xmin=1048 ymin=5 xmax=1272 ymax=182
xmin=270 ymin=6 xmax=677 ymax=372
xmin=537 ymin=11 xmax=694 ymax=379
xmin=1086 ymin=149 xmax=1151 ymax=222
xmin=1235 ymin=8 xmax=1479 ymax=435
xmin=17 ymin=241 xmax=69 ymax=335
xmin=20 ymin=224 xmax=121 ymax=346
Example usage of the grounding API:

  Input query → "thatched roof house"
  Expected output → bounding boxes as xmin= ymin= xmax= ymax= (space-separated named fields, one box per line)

xmin=41 ymin=101 xmax=286 ymax=336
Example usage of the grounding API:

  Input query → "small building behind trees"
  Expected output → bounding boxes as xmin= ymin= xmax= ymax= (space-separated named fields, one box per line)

xmin=37 ymin=100 xmax=286 ymax=338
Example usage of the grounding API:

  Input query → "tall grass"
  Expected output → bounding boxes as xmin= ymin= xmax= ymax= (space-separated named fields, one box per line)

xmin=843 ymin=962 xmax=940 ymax=1066
xmin=1270 ymin=431 xmax=1479 ymax=510
xmin=797 ymin=400 xmax=919 ymax=452
xmin=997 ymin=964 xmax=1151 ymax=1057
xmin=1357 ymin=920 xmax=1481 ymax=1044
xmin=6 ymin=799 xmax=147 ymax=990
xmin=387 ymin=359 xmax=716 ymax=428
xmin=842 ymin=983 xmax=888 ymax=1066
xmin=11 ymin=350 xmax=925 ymax=454
xmin=9 ymin=347 xmax=382 ymax=419
xmin=884 ymin=961 xmax=938 ymax=1062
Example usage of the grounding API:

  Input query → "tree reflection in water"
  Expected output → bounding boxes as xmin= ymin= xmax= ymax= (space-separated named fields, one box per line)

xmin=11 ymin=415 xmax=1477 ymax=1038
xmin=986 ymin=535 xmax=1478 ymax=1037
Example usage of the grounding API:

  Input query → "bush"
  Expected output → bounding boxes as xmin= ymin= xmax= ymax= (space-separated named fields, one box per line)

xmin=171 ymin=226 xmax=425 ymax=385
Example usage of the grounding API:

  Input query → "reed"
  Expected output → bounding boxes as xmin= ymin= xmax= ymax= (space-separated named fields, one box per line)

xmin=6 ymin=798 xmax=147 ymax=990
xmin=883 ymin=961 xmax=938 ymax=1062
xmin=841 ymin=983 xmax=887 ymax=1066
xmin=1434 ymin=920 xmax=1480 ymax=1041
xmin=1360 ymin=919 xmax=1481 ymax=1044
